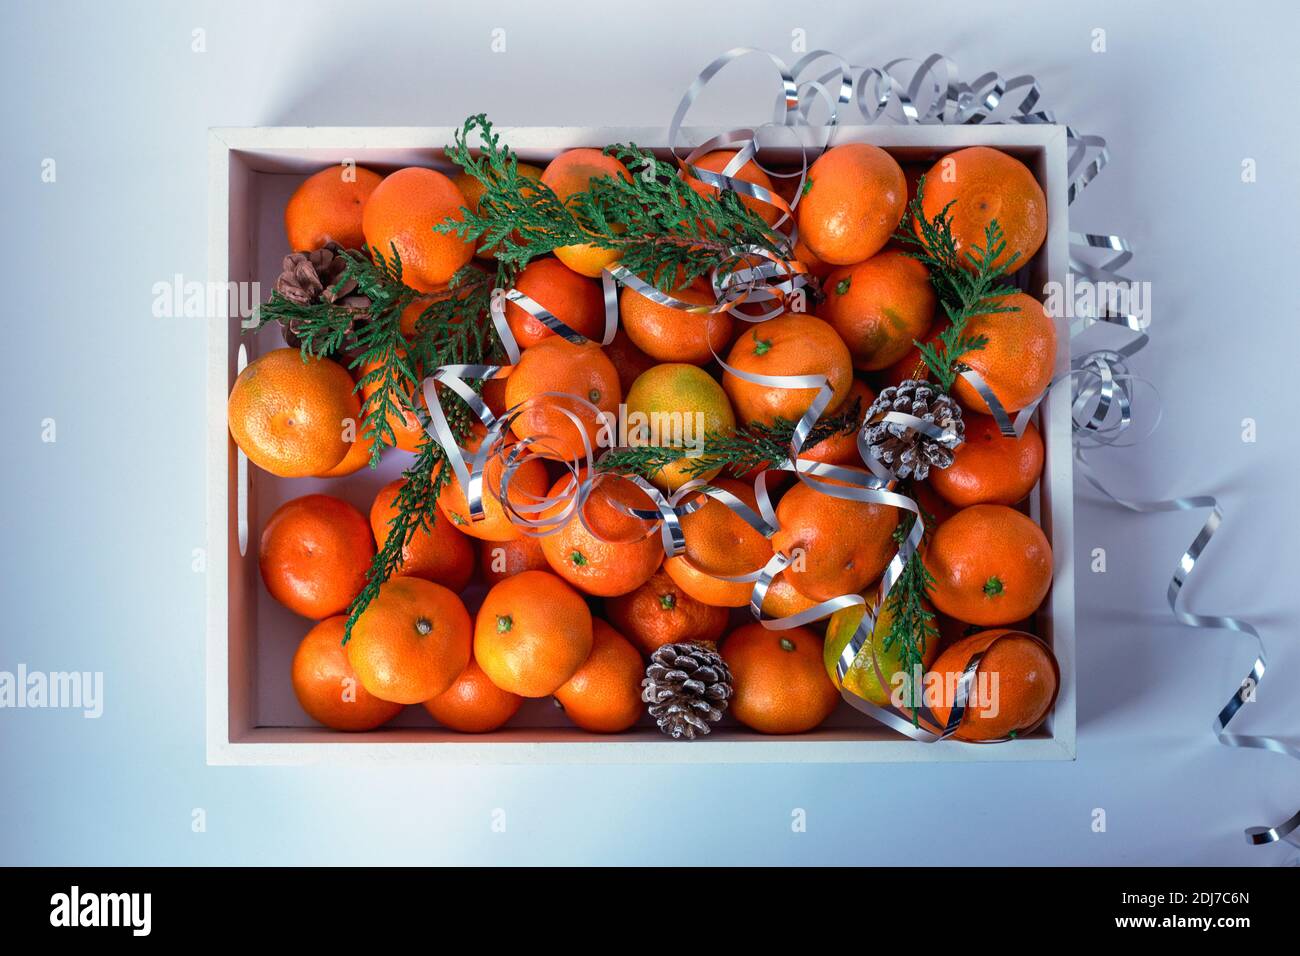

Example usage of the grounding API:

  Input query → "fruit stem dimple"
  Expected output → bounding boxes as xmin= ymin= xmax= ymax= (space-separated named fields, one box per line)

xmin=415 ymin=617 xmax=433 ymax=636
xmin=779 ymin=638 xmax=796 ymax=652
xmin=570 ymin=550 xmax=588 ymax=567
xmin=752 ymin=330 xmax=773 ymax=356
xmin=983 ymin=576 xmax=1004 ymax=598
xmin=835 ymin=277 xmax=851 ymax=296
xmin=659 ymin=593 xmax=676 ymax=611
xmin=496 ymin=614 xmax=513 ymax=633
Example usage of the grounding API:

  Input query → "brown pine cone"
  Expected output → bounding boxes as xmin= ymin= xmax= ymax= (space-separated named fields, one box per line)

xmin=642 ymin=642 xmax=733 ymax=740
xmin=275 ymin=241 xmax=372 ymax=349
xmin=864 ymin=379 xmax=964 ymax=480
xmin=275 ymin=240 xmax=370 ymax=309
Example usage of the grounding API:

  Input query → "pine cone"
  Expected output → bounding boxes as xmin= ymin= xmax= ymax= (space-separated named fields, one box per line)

xmin=864 ymin=379 xmax=964 ymax=480
xmin=275 ymin=241 xmax=371 ymax=348
xmin=642 ymin=642 xmax=733 ymax=740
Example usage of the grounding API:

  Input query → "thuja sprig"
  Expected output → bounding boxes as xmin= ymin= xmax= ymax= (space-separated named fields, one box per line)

xmin=260 ymin=245 xmax=497 ymax=472
xmin=892 ymin=177 xmax=1020 ymax=391
xmin=347 ymin=247 xmax=424 ymax=464
xmin=578 ymin=144 xmax=788 ymax=289
xmin=882 ymin=501 xmax=940 ymax=725
xmin=344 ymin=371 xmax=486 ymax=641
xmin=595 ymin=396 xmax=864 ymax=481
xmin=343 ymin=434 xmax=452 ymax=643
xmin=437 ymin=114 xmax=787 ymax=292
xmin=336 ymin=255 xmax=492 ymax=639
xmin=258 ymin=297 xmax=357 ymax=356
xmin=404 ymin=264 xmax=497 ymax=372
xmin=439 ymin=114 xmax=570 ymax=284
xmin=258 ymin=247 xmax=416 ymax=465
xmin=253 ymin=245 xmax=493 ymax=640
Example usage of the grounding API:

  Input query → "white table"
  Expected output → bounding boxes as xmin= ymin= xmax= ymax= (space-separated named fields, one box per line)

xmin=1 ymin=0 xmax=1295 ymax=865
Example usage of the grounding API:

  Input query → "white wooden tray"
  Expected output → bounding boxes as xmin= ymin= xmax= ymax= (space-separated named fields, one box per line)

xmin=206 ymin=125 xmax=1075 ymax=765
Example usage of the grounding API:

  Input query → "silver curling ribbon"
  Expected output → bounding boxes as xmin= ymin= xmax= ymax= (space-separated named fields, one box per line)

xmin=665 ymin=47 xmax=1296 ymax=844
xmin=1071 ymin=352 xmax=1299 ymax=848
xmin=412 ymin=49 xmax=1292 ymax=847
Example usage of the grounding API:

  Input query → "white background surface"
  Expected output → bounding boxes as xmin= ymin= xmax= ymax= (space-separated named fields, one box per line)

xmin=1 ymin=0 xmax=1297 ymax=865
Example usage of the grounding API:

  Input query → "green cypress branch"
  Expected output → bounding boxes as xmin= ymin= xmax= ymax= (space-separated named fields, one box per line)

xmin=594 ymin=396 xmax=864 ymax=481
xmin=437 ymin=114 xmax=788 ymax=292
xmin=252 ymin=247 xmax=490 ymax=641
xmin=891 ymin=177 xmax=1020 ymax=391
xmin=882 ymin=500 xmax=940 ymax=725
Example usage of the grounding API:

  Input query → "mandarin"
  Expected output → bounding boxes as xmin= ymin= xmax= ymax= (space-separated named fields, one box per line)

xmin=538 ymin=473 xmax=664 ymax=597
xmin=624 ymin=362 xmax=736 ymax=491
xmin=823 ymin=596 xmax=939 ymax=706
xmin=927 ymin=629 xmax=1059 ymax=741
xmin=619 ymin=278 xmax=733 ymax=365
xmin=662 ymin=557 xmax=750 ymax=610
xmin=919 ymin=146 xmax=1046 ymax=275
xmin=503 ymin=337 xmax=621 ymax=461
xmin=929 ymin=416 xmax=1044 ymax=508
xmin=474 ymin=570 xmax=594 ymax=697
xmin=721 ymin=623 xmax=839 ymax=734
xmin=797 ymin=143 xmax=906 ymax=265
xmin=260 ymin=494 xmax=374 ymax=619
xmin=757 ymin=568 xmax=824 ymax=621
xmin=284 ymin=164 xmax=383 ymax=252
xmin=604 ymin=568 xmax=729 ymax=654
xmin=924 ymin=504 xmax=1052 ymax=626
xmin=553 ymin=619 xmax=645 ymax=733
xmin=771 ymin=471 xmax=898 ymax=602
xmin=541 ymin=148 xmax=632 ymax=277
xmin=662 ymin=478 xmax=773 ymax=608
xmin=819 ymin=250 xmax=936 ymax=371
xmin=423 ymin=657 xmax=523 ymax=733
xmin=291 ymin=616 xmax=404 ymax=732
xmin=685 ymin=149 xmax=781 ymax=226
xmin=435 ymin=423 xmax=551 ymax=542
xmin=722 ymin=314 xmax=853 ymax=426
xmin=505 ymin=257 xmax=605 ymax=349
xmin=228 ymin=348 xmax=358 ymax=478
xmin=952 ymin=292 xmax=1057 ymax=415
xmin=346 ymin=576 xmax=472 ymax=704
xmin=370 ymin=478 xmax=475 ymax=591
xmin=362 ymin=166 xmax=474 ymax=291
xmin=479 ymin=535 xmax=549 ymax=586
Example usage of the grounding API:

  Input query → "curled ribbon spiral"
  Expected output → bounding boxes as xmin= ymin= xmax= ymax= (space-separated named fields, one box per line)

xmin=417 ymin=47 xmax=1294 ymax=847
